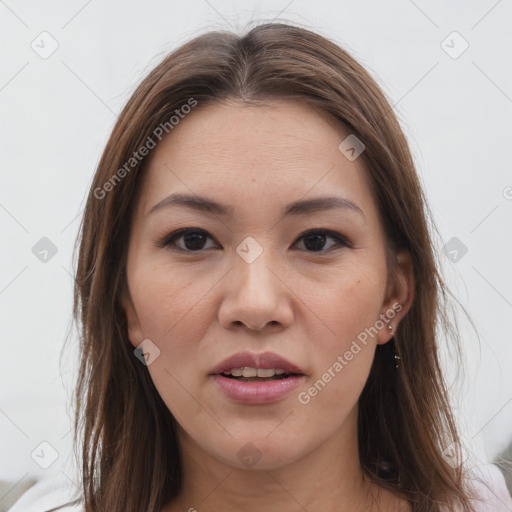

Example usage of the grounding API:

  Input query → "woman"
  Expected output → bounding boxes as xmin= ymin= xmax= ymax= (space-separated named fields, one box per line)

xmin=10 ymin=22 xmax=512 ymax=512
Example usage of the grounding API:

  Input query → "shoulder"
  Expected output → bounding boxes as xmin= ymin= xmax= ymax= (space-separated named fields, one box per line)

xmin=8 ymin=473 xmax=83 ymax=512
xmin=465 ymin=463 xmax=512 ymax=511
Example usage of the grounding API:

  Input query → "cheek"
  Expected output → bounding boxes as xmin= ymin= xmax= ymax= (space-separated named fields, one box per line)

xmin=130 ymin=259 xmax=213 ymax=341
xmin=304 ymin=260 xmax=387 ymax=347
xmin=293 ymin=289 xmax=381 ymax=440
xmin=297 ymin=262 xmax=385 ymax=402
xmin=129 ymin=260 xmax=218 ymax=400
xmin=130 ymin=265 xmax=214 ymax=431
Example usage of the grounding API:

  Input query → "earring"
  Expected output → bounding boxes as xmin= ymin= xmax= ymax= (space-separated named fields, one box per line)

xmin=388 ymin=325 xmax=400 ymax=368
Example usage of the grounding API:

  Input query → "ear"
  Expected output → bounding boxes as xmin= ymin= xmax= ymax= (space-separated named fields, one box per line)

xmin=121 ymin=291 xmax=143 ymax=348
xmin=376 ymin=249 xmax=415 ymax=345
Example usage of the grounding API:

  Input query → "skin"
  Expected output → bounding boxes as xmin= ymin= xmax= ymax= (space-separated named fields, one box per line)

xmin=122 ymin=99 xmax=415 ymax=512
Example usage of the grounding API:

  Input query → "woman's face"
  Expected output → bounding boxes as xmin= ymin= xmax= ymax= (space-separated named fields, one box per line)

xmin=123 ymin=99 xmax=412 ymax=470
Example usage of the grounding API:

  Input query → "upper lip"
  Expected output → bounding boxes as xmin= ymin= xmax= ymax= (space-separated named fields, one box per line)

xmin=210 ymin=351 xmax=305 ymax=375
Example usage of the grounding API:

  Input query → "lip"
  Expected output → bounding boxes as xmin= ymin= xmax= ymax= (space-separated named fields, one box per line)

xmin=211 ymin=374 xmax=305 ymax=404
xmin=210 ymin=351 xmax=305 ymax=375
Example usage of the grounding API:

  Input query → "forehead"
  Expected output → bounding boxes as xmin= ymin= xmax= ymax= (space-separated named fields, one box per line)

xmin=138 ymin=99 xmax=375 ymax=218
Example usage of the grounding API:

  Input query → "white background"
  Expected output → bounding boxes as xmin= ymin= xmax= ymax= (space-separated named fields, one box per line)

xmin=1 ymin=0 xmax=511 ymax=493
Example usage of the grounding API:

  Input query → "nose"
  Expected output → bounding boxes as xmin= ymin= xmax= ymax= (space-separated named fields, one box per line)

xmin=217 ymin=249 xmax=294 ymax=332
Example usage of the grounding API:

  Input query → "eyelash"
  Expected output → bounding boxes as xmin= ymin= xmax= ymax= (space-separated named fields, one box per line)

xmin=156 ymin=228 xmax=353 ymax=254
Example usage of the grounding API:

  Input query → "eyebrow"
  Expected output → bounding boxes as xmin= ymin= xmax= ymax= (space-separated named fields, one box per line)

xmin=147 ymin=193 xmax=364 ymax=219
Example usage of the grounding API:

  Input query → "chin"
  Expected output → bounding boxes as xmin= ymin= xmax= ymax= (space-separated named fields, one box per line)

xmin=203 ymin=431 xmax=314 ymax=471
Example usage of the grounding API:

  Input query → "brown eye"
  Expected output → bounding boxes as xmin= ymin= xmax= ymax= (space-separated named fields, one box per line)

xmin=159 ymin=229 xmax=218 ymax=252
xmin=295 ymin=230 xmax=351 ymax=252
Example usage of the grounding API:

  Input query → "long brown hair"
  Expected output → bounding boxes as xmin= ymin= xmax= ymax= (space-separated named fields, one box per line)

xmin=72 ymin=22 xmax=473 ymax=511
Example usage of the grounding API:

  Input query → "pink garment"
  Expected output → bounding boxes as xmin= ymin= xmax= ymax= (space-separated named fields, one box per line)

xmin=465 ymin=463 xmax=512 ymax=511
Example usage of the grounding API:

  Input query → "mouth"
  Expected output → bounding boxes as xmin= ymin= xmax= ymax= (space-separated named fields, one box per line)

xmin=209 ymin=352 xmax=306 ymax=404
xmin=220 ymin=367 xmax=302 ymax=382
xmin=210 ymin=350 xmax=306 ymax=377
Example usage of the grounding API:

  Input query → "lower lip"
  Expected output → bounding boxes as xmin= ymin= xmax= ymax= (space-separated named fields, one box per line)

xmin=211 ymin=374 xmax=305 ymax=404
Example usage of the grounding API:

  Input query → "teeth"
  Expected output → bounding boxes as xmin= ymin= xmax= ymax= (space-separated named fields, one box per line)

xmin=256 ymin=368 xmax=276 ymax=378
xmin=242 ymin=367 xmax=257 ymax=377
xmin=222 ymin=367 xmax=289 ymax=377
